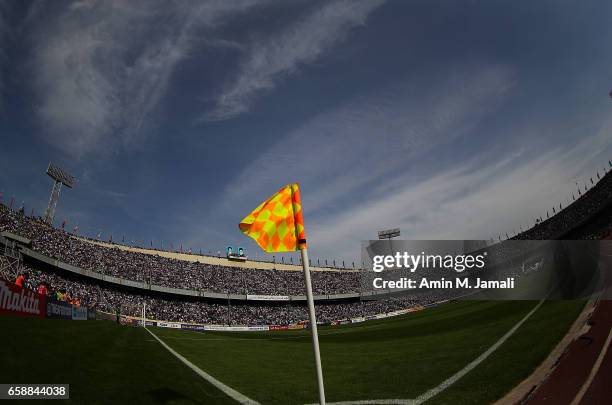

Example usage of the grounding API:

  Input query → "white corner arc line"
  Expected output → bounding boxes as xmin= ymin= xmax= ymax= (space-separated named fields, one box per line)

xmin=305 ymin=299 xmax=545 ymax=405
xmin=412 ymin=299 xmax=545 ymax=404
xmin=145 ymin=327 xmax=260 ymax=405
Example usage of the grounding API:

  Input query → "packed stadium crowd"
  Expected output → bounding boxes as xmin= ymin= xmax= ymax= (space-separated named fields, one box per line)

xmin=0 ymin=262 xmax=423 ymax=325
xmin=513 ymin=169 xmax=612 ymax=240
xmin=0 ymin=207 xmax=360 ymax=295
xmin=1 ymin=170 xmax=611 ymax=325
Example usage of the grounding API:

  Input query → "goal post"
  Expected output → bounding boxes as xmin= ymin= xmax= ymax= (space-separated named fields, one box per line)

xmin=117 ymin=301 xmax=147 ymax=327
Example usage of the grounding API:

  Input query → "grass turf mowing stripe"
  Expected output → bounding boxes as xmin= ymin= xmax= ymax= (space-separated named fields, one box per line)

xmin=411 ymin=298 xmax=544 ymax=404
xmin=145 ymin=326 xmax=260 ymax=405
xmin=2 ymin=301 xmax=581 ymax=404
xmin=153 ymin=302 xmax=528 ymax=403
xmin=0 ymin=315 xmax=237 ymax=404
xmin=305 ymin=299 xmax=544 ymax=405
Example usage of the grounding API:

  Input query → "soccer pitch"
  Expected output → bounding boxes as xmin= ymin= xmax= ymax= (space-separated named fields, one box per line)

xmin=0 ymin=300 xmax=584 ymax=404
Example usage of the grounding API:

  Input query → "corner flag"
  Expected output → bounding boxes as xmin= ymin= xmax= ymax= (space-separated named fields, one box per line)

xmin=239 ymin=183 xmax=307 ymax=252
xmin=238 ymin=183 xmax=326 ymax=405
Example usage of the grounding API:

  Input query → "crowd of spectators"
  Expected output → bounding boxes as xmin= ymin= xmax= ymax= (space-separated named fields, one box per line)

xmin=0 ymin=261 xmax=425 ymax=325
xmin=2 ymin=172 xmax=610 ymax=298
xmin=1 ymin=170 xmax=611 ymax=325
xmin=0 ymin=208 xmax=360 ymax=295
xmin=513 ymin=170 xmax=612 ymax=240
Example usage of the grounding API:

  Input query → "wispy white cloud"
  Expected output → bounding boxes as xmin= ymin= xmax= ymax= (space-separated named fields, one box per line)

xmin=307 ymin=123 xmax=612 ymax=260
xmin=182 ymin=64 xmax=518 ymax=254
xmin=28 ymin=0 xmax=263 ymax=157
xmin=26 ymin=0 xmax=386 ymax=152
xmin=199 ymin=63 xmax=612 ymax=260
xmin=219 ymin=64 xmax=516 ymax=214
xmin=199 ymin=38 xmax=245 ymax=51
xmin=205 ymin=0 xmax=386 ymax=121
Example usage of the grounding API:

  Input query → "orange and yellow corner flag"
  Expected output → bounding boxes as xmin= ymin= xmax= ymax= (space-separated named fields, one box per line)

xmin=239 ymin=183 xmax=307 ymax=253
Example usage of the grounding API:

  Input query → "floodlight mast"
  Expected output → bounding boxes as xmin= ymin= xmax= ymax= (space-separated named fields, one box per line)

xmin=44 ymin=163 xmax=75 ymax=224
xmin=378 ymin=228 xmax=400 ymax=240
xmin=44 ymin=181 xmax=62 ymax=224
xmin=377 ymin=228 xmax=400 ymax=275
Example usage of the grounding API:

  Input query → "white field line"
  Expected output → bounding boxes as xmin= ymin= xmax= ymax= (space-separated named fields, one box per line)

xmin=305 ymin=299 xmax=545 ymax=405
xmin=570 ymin=326 xmax=612 ymax=405
xmin=144 ymin=327 xmax=260 ymax=405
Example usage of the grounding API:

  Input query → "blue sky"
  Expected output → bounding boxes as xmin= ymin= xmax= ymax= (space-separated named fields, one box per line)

xmin=0 ymin=0 xmax=611 ymax=263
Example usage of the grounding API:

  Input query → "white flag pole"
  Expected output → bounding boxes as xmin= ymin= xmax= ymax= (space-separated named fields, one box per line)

xmin=300 ymin=246 xmax=326 ymax=405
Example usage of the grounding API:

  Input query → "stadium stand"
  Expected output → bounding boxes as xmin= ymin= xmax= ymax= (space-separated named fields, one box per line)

xmin=0 ymin=209 xmax=360 ymax=295
xmin=1 ymin=170 xmax=611 ymax=325
xmin=513 ymin=169 xmax=612 ymax=240
xmin=0 ymin=262 xmax=424 ymax=325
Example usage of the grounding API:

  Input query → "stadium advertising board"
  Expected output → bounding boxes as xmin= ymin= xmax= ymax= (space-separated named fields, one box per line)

xmin=171 ymin=324 xmax=293 ymax=332
xmin=157 ymin=321 xmax=182 ymax=329
xmin=202 ymin=325 xmax=266 ymax=332
xmin=181 ymin=323 xmax=206 ymax=331
xmin=246 ymin=294 xmax=290 ymax=301
xmin=330 ymin=319 xmax=351 ymax=326
xmin=0 ymin=277 xmax=45 ymax=318
xmin=332 ymin=319 xmax=351 ymax=326
xmin=71 ymin=306 xmax=88 ymax=320
xmin=46 ymin=299 xmax=72 ymax=319
xmin=87 ymin=309 xmax=96 ymax=320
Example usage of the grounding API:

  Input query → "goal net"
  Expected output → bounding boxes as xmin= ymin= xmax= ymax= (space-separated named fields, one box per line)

xmin=99 ymin=300 xmax=148 ymax=327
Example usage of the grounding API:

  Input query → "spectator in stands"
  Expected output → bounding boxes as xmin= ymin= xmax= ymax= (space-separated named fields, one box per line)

xmin=56 ymin=289 xmax=64 ymax=301
xmin=37 ymin=282 xmax=48 ymax=296
xmin=14 ymin=272 xmax=27 ymax=287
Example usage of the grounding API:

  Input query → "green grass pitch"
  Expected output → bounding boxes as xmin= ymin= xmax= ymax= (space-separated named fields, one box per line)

xmin=0 ymin=300 xmax=584 ymax=404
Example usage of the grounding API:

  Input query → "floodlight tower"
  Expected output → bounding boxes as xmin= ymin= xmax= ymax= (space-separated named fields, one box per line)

xmin=378 ymin=228 xmax=401 ymax=261
xmin=378 ymin=228 xmax=400 ymax=240
xmin=44 ymin=163 xmax=75 ymax=224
